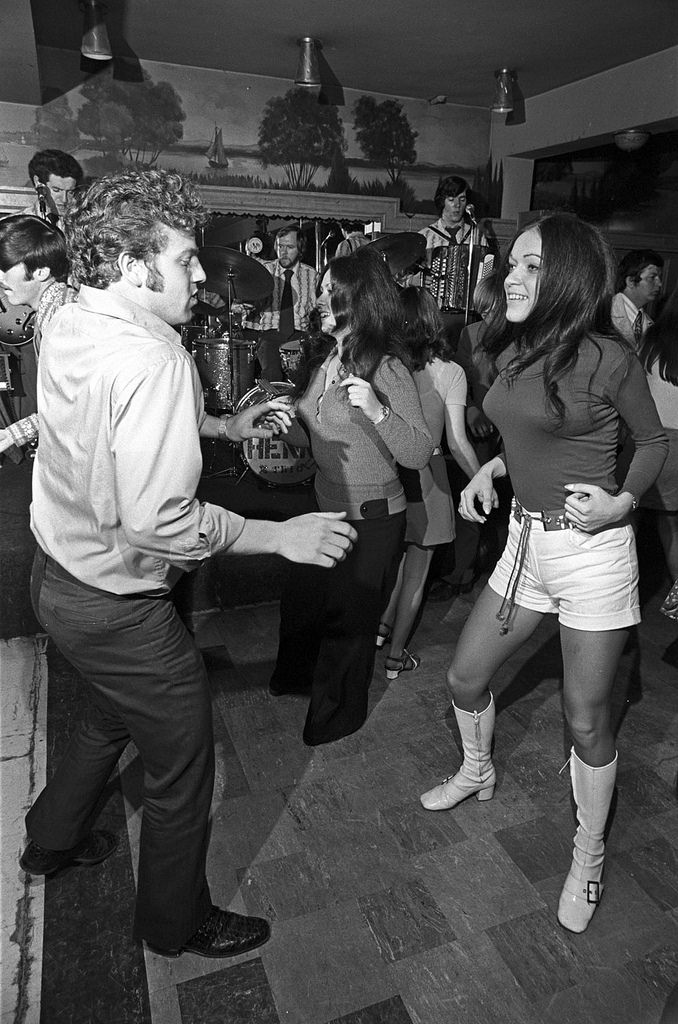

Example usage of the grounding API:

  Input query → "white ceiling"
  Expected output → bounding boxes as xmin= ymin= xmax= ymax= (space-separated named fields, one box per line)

xmin=21 ymin=0 xmax=678 ymax=109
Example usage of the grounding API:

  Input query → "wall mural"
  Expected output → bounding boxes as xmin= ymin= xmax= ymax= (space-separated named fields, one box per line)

xmin=531 ymin=131 xmax=678 ymax=235
xmin=0 ymin=50 xmax=499 ymax=217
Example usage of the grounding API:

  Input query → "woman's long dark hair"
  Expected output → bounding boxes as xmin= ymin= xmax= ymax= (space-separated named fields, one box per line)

xmin=638 ymin=280 xmax=678 ymax=385
xmin=399 ymin=286 xmax=453 ymax=371
xmin=481 ymin=212 xmax=624 ymax=421
xmin=330 ymin=247 xmax=410 ymax=379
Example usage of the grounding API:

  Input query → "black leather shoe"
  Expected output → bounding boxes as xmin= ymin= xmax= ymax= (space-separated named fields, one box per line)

xmin=148 ymin=907 xmax=271 ymax=959
xmin=20 ymin=830 xmax=117 ymax=875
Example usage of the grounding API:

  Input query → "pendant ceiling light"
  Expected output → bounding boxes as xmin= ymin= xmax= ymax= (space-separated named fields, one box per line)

xmin=295 ymin=37 xmax=321 ymax=88
xmin=80 ymin=0 xmax=113 ymax=61
xmin=614 ymin=129 xmax=651 ymax=152
xmin=491 ymin=68 xmax=515 ymax=114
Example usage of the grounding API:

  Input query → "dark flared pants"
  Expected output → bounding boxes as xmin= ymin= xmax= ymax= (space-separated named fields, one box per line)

xmin=27 ymin=549 xmax=214 ymax=948
xmin=271 ymin=512 xmax=405 ymax=745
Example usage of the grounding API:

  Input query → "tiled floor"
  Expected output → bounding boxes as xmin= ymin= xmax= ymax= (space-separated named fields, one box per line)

xmin=3 ymin=578 xmax=678 ymax=1023
xmin=2 ymin=456 xmax=678 ymax=1023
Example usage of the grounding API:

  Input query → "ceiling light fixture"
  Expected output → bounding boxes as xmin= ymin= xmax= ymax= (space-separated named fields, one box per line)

xmin=491 ymin=68 xmax=514 ymax=114
xmin=80 ymin=0 xmax=113 ymax=61
xmin=613 ymin=129 xmax=651 ymax=152
xmin=295 ymin=37 xmax=321 ymax=88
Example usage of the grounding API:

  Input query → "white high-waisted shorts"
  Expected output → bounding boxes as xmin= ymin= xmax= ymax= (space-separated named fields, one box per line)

xmin=488 ymin=505 xmax=640 ymax=631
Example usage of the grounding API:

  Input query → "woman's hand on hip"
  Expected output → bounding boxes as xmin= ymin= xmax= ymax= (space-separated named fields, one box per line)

xmin=339 ymin=376 xmax=383 ymax=422
xmin=564 ymin=483 xmax=634 ymax=531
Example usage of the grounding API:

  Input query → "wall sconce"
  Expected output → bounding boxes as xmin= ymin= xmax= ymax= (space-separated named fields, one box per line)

xmin=295 ymin=37 xmax=321 ymax=88
xmin=491 ymin=68 xmax=514 ymax=114
xmin=80 ymin=0 xmax=113 ymax=61
xmin=614 ymin=129 xmax=650 ymax=152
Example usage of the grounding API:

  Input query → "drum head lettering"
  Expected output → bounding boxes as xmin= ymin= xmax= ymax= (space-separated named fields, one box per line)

xmin=237 ymin=382 xmax=316 ymax=486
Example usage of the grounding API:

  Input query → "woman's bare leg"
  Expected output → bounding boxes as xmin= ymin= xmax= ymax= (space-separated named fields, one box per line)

xmin=388 ymin=544 xmax=435 ymax=659
xmin=560 ymin=625 xmax=628 ymax=765
xmin=449 ymin=583 xmax=545 ymax=712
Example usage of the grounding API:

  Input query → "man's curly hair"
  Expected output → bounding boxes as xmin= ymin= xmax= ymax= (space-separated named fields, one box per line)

xmin=65 ymin=168 xmax=208 ymax=289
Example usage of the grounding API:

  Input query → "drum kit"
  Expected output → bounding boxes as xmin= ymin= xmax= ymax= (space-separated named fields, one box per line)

xmin=185 ymin=244 xmax=315 ymax=486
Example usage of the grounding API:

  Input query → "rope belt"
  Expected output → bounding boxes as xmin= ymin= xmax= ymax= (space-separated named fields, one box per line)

xmin=496 ymin=498 xmax=577 ymax=635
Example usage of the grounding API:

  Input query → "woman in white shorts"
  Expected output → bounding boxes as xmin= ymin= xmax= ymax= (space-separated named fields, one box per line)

xmin=419 ymin=213 xmax=668 ymax=935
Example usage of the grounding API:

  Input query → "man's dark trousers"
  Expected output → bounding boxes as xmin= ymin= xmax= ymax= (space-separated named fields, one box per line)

xmin=27 ymin=549 xmax=214 ymax=949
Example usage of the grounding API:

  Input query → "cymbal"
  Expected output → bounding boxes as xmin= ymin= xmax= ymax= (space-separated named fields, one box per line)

xmin=364 ymin=232 xmax=426 ymax=275
xmin=198 ymin=246 xmax=273 ymax=303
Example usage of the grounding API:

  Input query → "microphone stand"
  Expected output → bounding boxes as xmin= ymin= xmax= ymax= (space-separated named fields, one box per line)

xmin=463 ymin=215 xmax=478 ymax=327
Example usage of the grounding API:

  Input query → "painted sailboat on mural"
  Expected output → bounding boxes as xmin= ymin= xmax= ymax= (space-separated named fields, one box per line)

xmin=206 ymin=126 xmax=228 ymax=169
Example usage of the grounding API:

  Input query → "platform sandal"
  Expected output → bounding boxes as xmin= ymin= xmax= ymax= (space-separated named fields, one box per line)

xmin=385 ymin=649 xmax=419 ymax=680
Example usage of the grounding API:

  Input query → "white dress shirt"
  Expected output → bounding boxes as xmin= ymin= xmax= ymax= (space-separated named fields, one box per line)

xmin=31 ymin=286 xmax=245 ymax=594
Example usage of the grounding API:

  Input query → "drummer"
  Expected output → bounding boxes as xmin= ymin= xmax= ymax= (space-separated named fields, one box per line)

xmin=243 ymin=225 xmax=319 ymax=382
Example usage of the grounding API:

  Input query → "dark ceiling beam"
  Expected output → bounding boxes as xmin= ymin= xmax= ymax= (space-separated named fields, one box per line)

xmin=2 ymin=0 xmax=43 ymax=105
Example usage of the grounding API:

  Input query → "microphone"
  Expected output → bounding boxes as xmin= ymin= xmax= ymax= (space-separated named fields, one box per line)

xmin=465 ymin=203 xmax=477 ymax=224
xmin=320 ymin=230 xmax=334 ymax=248
xmin=35 ymin=182 xmax=48 ymax=219
xmin=35 ymin=183 xmax=58 ymax=226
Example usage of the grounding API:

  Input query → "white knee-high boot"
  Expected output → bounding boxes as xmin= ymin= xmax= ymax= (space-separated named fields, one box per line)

xmin=420 ymin=694 xmax=496 ymax=810
xmin=557 ymin=747 xmax=617 ymax=933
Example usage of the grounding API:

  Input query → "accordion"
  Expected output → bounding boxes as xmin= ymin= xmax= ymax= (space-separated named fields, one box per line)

xmin=426 ymin=243 xmax=495 ymax=314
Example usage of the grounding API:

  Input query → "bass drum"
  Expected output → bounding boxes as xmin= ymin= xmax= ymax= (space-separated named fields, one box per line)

xmin=0 ymin=299 xmax=35 ymax=347
xmin=236 ymin=382 xmax=316 ymax=486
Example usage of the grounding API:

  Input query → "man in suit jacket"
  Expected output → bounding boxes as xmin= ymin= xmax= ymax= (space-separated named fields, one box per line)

xmin=612 ymin=249 xmax=663 ymax=347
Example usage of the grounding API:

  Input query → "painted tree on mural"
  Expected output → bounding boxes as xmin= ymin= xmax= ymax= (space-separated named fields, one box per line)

xmin=77 ymin=72 xmax=186 ymax=166
xmin=353 ymin=97 xmax=417 ymax=184
xmin=32 ymin=94 xmax=79 ymax=152
xmin=258 ymin=88 xmax=346 ymax=190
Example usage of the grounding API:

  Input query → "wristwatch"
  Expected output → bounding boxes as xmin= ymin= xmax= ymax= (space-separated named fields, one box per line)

xmin=373 ymin=405 xmax=391 ymax=425
xmin=217 ymin=418 xmax=232 ymax=442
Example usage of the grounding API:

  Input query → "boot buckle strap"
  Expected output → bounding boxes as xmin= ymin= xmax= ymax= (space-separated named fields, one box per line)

xmin=586 ymin=880 xmax=601 ymax=905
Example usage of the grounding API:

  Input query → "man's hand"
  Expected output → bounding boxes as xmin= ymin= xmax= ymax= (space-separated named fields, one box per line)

xmin=466 ymin=406 xmax=496 ymax=441
xmin=277 ymin=512 xmax=357 ymax=567
xmin=220 ymin=399 xmax=294 ymax=443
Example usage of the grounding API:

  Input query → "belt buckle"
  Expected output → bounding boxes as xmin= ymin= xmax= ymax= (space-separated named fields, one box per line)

xmin=541 ymin=509 xmax=569 ymax=531
xmin=512 ymin=499 xmax=524 ymax=524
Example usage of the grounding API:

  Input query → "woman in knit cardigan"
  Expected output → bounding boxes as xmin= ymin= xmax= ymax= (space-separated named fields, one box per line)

xmin=270 ymin=247 xmax=433 ymax=745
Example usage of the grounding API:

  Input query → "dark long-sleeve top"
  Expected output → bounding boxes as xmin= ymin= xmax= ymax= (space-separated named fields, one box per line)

xmin=295 ymin=351 xmax=433 ymax=517
xmin=483 ymin=337 xmax=668 ymax=511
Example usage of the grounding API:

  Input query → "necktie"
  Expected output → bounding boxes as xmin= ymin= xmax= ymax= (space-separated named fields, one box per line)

xmin=279 ymin=269 xmax=294 ymax=340
xmin=633 ymin=310 xmax=643 ymax=343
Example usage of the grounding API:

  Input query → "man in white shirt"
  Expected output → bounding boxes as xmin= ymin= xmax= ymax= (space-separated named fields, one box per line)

xmin=244 ymin=225 xmax=319 ymax=381
xmin=612 ymin=249 xmax=664 ymax=347
xmin=20 ymin=168 xmax=356 ymax=960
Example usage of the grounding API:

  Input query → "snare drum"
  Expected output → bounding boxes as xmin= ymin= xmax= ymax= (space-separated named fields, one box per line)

xmin=236 ymin=382 xmax=316 ymax=486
